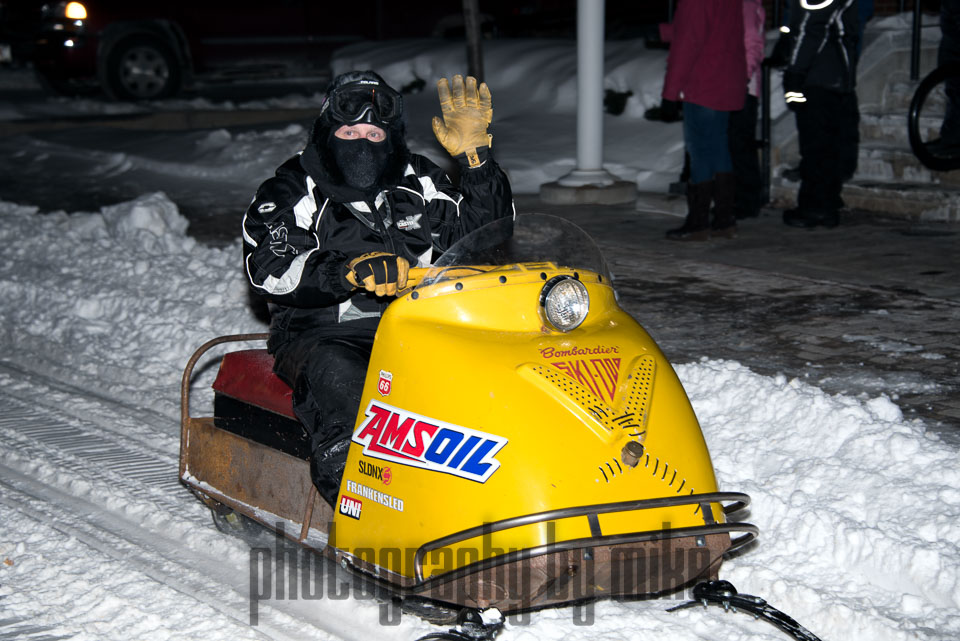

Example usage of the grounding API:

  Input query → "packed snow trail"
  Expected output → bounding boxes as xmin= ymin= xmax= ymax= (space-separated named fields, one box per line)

xmin=0 ymin=364 xmax=441 ymax=641
xmin=2 ymin=194 xmax=959 ymax=641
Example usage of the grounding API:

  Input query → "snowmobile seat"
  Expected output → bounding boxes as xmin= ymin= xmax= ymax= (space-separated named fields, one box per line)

xmin=211 ymin=349 xmax=310 ymax=459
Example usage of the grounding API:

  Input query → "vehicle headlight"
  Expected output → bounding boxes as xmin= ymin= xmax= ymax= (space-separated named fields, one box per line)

xmin=65 ymin=2 xmax=87 ymax=19
xmin=540 ymin=275 xmax=589 ymax=332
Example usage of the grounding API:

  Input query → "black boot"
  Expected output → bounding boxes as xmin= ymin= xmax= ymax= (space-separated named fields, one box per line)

xmin=711 ymin=172 xmax=737 ymax=238
xmin=309 ymin=435 xmax=351 ymax=507
xmin=666 ymin=179 xmax=712 ymax=241
xmin=783 ymin=208 xmax=839 ymax=229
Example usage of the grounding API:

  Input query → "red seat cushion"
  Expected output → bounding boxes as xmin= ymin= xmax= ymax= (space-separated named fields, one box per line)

xmin=212 ymin=349 xmax=296 ymax=420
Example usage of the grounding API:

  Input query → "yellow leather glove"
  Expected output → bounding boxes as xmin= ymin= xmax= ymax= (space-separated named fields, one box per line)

xmin=432 ymin=74 xmax=493 ymax=168
xmin=345 ymin=252 xmax=409 ymax=297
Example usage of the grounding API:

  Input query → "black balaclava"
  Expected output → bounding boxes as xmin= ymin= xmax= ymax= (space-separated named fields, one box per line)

xmin=299 ymin=70 xmax=410 ymax=203
xmin=329 ymin=134 xmax=390 ymax=191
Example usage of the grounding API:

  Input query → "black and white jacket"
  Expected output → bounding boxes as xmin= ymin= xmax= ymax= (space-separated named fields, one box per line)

xmin=242 ymin=120 xmax=514 ymax=351
xmin=783 ymin=0 xmax=859 ymax=93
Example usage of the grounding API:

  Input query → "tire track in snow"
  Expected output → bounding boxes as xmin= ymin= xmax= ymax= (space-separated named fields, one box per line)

xmin=0 ymin=366 xmax=431 ymax=641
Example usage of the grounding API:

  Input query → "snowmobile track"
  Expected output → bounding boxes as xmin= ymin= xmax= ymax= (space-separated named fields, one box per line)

xmin=0 ymin=365 xmax=395 ymax=641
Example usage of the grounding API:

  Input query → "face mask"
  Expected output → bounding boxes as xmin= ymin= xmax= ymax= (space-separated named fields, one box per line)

xmin=330 ymin=137 xmax=390 ymax=191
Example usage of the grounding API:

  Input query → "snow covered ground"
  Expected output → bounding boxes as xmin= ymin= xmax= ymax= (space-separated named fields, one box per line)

xmin=1 ymin=14 xmax=957 ymax=641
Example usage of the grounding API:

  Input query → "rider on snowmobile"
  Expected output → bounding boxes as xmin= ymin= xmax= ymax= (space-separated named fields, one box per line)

xmin=241 ymin=70 xmax=514 ymax=505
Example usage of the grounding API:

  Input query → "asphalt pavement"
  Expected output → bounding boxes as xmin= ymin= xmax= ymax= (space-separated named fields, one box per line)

xmin=2 ymin=103 xmax=955 ymax=442
xmin=509 ymin=193 xmax=960 ymax=444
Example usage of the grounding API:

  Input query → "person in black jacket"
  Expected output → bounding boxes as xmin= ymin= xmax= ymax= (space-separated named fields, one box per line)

xmin=242 ymin=70 xmax=514 ymax=505
xmin=772 ymin=0 xmax=860 ymax=229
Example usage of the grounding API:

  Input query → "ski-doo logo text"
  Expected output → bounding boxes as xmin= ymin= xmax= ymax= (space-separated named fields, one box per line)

xmin=339 ymin=495 xmax=362 ymax=519
xmin=352 ymin=401 xmax=507 ymax=483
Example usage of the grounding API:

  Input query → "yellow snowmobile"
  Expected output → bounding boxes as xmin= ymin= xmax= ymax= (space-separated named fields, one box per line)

xmin=180 ymin=214 xmax=817 ymax=641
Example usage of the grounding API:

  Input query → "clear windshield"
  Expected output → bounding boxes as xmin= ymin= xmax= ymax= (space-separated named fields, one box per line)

xmin=419 ymin=213 xmax=612 ymax=286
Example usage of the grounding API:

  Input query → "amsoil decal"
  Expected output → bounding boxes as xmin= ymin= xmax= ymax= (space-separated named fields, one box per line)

xmin=339 ymin=495 xmax=362 ymax=520
xmin=344 ymin=480 xmax=404 ymax=512
xmin=550 ymin=357 xmax=622 ymax=403
xmin=377 ymin=370 xmax=393 ymax=396
xmin=352 ymin=401 xmax=508 ymax=483
xmin=359 ymin=459 xmax=392 ymax=485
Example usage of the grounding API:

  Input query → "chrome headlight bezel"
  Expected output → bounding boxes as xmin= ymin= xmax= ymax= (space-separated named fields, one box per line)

xmin=540 ymin=275 xmax=590 ymax=332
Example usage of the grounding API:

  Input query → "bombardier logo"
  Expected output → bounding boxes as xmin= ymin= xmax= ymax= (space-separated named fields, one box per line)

xmin=352 ymin=401 xmax=508 ymax=483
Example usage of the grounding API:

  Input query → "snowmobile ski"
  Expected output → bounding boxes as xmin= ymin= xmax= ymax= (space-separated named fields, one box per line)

xmin=668 ymin=580 xmax=823 ymax=641
xmin=415 ymin=607 xmax=505 ymax=641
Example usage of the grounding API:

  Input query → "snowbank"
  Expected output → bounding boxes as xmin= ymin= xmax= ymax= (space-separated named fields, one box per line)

xmin=1 ymin=194 xmax=958 ymax=640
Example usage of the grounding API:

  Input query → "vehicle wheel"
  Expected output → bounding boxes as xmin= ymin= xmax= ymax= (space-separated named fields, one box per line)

xmin=104 ymin=35 xmax=181 ymax=101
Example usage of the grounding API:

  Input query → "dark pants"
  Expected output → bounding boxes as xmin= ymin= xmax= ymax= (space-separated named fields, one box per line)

xmin=683 ymin=102 xmax=732 ymax=184
xmin=795 ymin=86 xmax=860 ymax=212
xmin=272 ymin=330 xmax=374 ymax=505
xmin=728 ymin=93 xmax=761 ymax=218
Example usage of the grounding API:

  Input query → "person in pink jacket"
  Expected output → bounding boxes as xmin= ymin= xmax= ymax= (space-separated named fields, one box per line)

xmin=660 ymin=0 xmax=746 ymax=240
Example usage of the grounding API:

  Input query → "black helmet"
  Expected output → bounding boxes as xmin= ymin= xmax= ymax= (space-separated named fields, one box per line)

xmin=320 ymin=70 xmax=403 ymax=127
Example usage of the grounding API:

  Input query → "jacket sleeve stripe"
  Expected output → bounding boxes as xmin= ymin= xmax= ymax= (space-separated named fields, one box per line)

xmin=418 ymin=174 xmax=461 ymax=206
xmin=241 ymin=212 xmax=258 ymax=248
xmin=245 ymin=248 xmax=319 ymax=296
xmin=293 ymin=177 xmax=318 ymax=230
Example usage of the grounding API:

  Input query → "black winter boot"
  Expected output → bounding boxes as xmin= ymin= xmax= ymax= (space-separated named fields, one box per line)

xmin=666 ymin=179 xmax=712 ymax=241
xmin=309 ymin=435 xmax=352 ymax=507
xmin=783 ymin=208 xmax=839 ymax=229
xmin=711 ymin=172 xmax=738 ymax=238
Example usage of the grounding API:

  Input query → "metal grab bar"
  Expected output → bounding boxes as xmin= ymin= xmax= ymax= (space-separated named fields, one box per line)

xmin=413 ymin=491 xmax=755 ymax=583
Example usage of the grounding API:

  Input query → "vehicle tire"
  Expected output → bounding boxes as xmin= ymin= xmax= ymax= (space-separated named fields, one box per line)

xmin=103 ymin=35 xmax=181 ymax=101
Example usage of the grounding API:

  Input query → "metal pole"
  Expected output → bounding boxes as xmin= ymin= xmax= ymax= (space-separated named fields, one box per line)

xmin=760 ymin=61 xmax=772 ymax=205
xmin=556 ymin=0 xmax=617 ymax=186
xmin=463 ymin=0 xmax=484 ymax=81
xmin=576 ymin=0 xmax=604 ymax=171
xmin=911 ymin=0 xmax=923 ymax=81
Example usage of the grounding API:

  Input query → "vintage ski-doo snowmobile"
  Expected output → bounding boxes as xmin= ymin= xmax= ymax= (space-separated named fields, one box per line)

xmin=180 ymin=214 xmax=818 ymax=641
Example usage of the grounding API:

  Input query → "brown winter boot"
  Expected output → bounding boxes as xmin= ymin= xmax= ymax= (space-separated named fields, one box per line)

xmin=711 ymin=172 xmax=737 ymax=239
xmin=666 ymin=180 xmax=712 ymax=241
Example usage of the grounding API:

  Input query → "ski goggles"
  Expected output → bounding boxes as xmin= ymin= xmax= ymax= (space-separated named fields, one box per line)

xmin=322 ymin=81 xmax=403 ymax=125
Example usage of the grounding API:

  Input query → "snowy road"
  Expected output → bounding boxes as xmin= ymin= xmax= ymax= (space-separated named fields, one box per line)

xmin=0 ymin=363 xmax=432 ymax=641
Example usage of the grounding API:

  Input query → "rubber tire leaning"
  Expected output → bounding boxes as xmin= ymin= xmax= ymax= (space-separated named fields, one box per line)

xmin=104 ymin=35 xmax=182 ymax=101
xmin=908 ymin=62 xmax=960 ymax=172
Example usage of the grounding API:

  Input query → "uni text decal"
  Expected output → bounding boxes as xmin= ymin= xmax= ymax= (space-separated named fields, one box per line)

xmin=352 ymin=401 xmax=508 ymax=483
xmin=551 ymin=358 xmax=622 ymax=403
xmin=339 ymin=495 xmax=362 ymax=520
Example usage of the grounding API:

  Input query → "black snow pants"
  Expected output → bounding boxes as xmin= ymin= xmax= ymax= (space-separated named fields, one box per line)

xmin=728 ymin=93 xmax=762 ymax=219
xmin=795 ymin=86 xmax=860 ymax=213
xmin=271 ymin=330 xmax=375 ymax=506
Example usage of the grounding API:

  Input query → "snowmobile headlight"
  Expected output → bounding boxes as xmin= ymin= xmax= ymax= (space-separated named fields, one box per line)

xmin=540 ymin=276 xmax=589 ymax=331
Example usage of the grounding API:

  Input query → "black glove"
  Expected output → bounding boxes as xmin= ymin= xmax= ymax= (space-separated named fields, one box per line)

xmin=783 ymin=71 xmax=806 ymax=111
xmin=767 ymin=33 xmax=792 ymax=69
xmin=345 ymin=252 xmax=409 ymax=297
xmin=644 ymin=99 xmax=682 ymax=122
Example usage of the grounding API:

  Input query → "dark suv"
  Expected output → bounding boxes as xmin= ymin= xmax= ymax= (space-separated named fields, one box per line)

xmin=2 ymin=1 xmax=668 ymax=101
xmin=3 ymin=0 xmax=469 ymax=100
